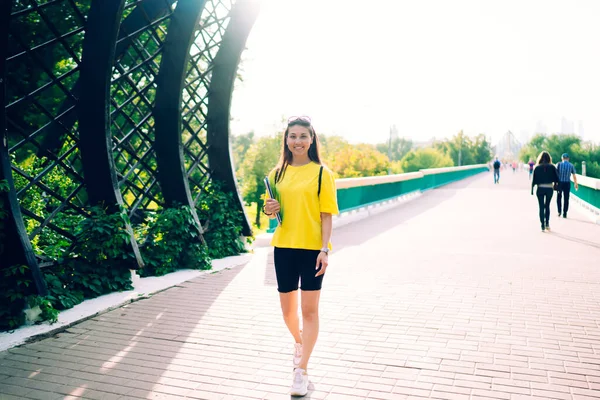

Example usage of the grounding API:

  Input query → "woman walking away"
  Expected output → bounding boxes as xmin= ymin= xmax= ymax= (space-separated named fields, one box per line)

xmin=531 ymin=151 xmax=559 ymax=232
xmin=263 ymin=116 xmax=339 ymax=397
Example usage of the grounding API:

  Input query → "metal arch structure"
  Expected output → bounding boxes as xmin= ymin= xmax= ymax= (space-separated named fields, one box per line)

xmin=207 ymin=0 xmax=259 ymax=230
xmin=1 ymin=0 xmax=258 ymax=290
xmin=77 ymin=0 xmax=144 ymax=266
xmin=0 ymin=0 xmax=47 ymax=295
xmin=153 ymin=0 xmax=208 ymax=225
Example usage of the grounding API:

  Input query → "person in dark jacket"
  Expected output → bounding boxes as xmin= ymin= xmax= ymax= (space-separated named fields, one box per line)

xmin=492 ymin=157 xmax=501 ymax=184
xmin=531 ymin=151 xmax=559 ymax=231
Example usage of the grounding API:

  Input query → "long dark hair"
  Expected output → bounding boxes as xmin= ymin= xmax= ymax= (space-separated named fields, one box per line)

xmin=536 ymin=151 xmax=552 ymax=165
xmin=274 ymin=119 xmax=322 ymax=184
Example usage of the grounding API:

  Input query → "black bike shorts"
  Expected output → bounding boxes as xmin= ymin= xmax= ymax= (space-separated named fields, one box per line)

xmin=273 ymin=247 xmax=324 ymax=293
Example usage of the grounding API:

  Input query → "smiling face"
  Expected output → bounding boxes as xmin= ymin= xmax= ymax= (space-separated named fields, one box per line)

xmin=286 ymin=125 xmax=313 ymax=158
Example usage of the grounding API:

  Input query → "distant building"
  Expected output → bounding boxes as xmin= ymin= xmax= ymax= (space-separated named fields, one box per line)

xmin=535 ymin=120 xmax=547 ymax=134
xmin=561 ymin=117 xmax=575 ymax=134
xmin=518 ymin=130 xmax=530 ymax=145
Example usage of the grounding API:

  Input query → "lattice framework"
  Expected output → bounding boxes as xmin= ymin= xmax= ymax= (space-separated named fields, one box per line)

xmin=2 ymin=0 xmax=256 ymax=286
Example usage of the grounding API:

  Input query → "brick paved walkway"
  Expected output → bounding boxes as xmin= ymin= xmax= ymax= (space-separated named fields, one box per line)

xmin=1 ymin=170 xmax=600 ymax=400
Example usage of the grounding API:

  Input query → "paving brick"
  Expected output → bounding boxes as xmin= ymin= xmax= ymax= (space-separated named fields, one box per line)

xmin=20 ymin=389 xmax=64 ymax=400
xmin=0 ymin=383 xmax=34 ymax=397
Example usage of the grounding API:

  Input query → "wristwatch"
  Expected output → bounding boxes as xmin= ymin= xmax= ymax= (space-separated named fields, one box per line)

xmin=320 ymin=247 xmax=329 ymax=254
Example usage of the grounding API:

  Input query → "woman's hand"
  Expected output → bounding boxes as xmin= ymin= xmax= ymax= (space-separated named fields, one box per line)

xmin=264 ymin=198 xmax=280 ymax=215
xmin=315 ymin=252 xmax=328 ymax=277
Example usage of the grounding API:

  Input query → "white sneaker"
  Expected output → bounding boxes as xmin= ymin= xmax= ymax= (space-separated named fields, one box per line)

xmin=293 ymin=343 xmax=302 ymax=368
xmin=290 ymin=368 xmax=308 ymax=396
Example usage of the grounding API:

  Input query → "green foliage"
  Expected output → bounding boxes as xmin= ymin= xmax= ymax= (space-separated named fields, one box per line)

xmin=0 ymin=179 xmax=9 ymax=256
xmin=42 ymin=205 xmax=134 ymax=310
xmin=471 ymin=134 xmax=494 ymax=164
xmin=135 ymin=182 xmax=248 ymax=276
xmin=7 ymin=1 xmax=91 ymax=158
xmin=0 ymin=182 xmax=35 ymax=330
xmin=196 ymin=181 xmax=248 ymax=259
xmin=0 ymin=265 xmax=35 ymax=330
xmin=399 ymin=148 xmax=454 ymax=173
xmin=389 ymin=160 xmax=405 ymax=174
xmin=329 ymin=144 xmax=390 ymax=178
xmin=26 ymin=295 xmax=59 ymax=324
xmin=231 ymin=131 xmax=256 ymax=172
xmin=11 ymin=150 xmax=86 ymax=260
xmin=375 ymin=137 xmax=413 ymax=162
xmin=43 ymin=272 xmax=84 ymax=310
xmin=237 ymin=135 xmax=280 ymax=228
xmin=0 ymin=205 xmax=134 ymax=331
xmin=434 ymin=131 xmax=492 ymax=166
xmin=320 ymin=135 xmax=351 ymax=163
xmin=320 ymin=135 xmax=392 ymax=177
xmin=139 ymin=206 xmax=211 ymax=277
xmin=519 ymin=133 xmax=600 ymax=179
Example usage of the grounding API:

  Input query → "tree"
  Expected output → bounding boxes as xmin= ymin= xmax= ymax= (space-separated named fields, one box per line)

xmin=319 ymin=134 xmax=350 ymax=164
xmin=471 ymin=134 xmax=493 ymax=164
xmin=328 ymin=144 xmax=389 ymax=178
xmin=237 ymin=135 xmax=281 ymax=228
xmin=375 ymin=137 xmax=413 ymax=162
xmin=434 ymin=131 xmax=474 ymax=166
xmin=519 ymin=133 xmax=600 ymax=179
xmin=433 ymin=131 xmax=492 ymax=166
xmin=389 ymin=160 xmax=404 ymax=174
xmin=230 ymin=131 xmax=255 ymax=172
xmin=399 ymin=148 xmax=453 ymax=173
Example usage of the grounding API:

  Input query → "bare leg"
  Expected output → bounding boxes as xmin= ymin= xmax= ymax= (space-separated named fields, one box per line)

xmin=279 ymin=291 xmax=302 ymax=344
xmin=298 ymin=290 xmax=321 ymax=371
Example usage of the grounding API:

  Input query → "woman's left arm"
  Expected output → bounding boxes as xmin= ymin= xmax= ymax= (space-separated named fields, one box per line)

xmin=315 ymin=213 xmax=333 ymax=277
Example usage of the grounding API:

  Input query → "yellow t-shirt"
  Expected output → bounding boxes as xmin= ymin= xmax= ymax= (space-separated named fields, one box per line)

xmin=268 ymin=162 xmax=339 ymax=250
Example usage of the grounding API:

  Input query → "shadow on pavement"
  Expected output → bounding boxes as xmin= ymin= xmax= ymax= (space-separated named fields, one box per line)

xmin=549 ymin=231 xmax=600 ymax=250
xmin=0 ymin=264 xmax=249 ymax=399
xmin=331 ymin=172 xmax=492 ymax=253
xmin=564 ymin=215 xmax=599 ymax=226
xmin=332 ymin=187 xmax=458 ymax=253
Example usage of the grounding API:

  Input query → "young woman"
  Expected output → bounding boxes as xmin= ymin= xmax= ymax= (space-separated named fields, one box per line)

xmin=531 ymin=151 xmax=559 ymax=232
xmin=263 ymin=116 xmax=338 ymax=396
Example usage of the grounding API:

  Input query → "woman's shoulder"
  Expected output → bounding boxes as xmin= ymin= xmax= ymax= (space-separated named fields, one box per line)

xmin=315 ymin=163 xmax=336 ymax=179
xmin=268 ymin=167 xmax=280 ymax=181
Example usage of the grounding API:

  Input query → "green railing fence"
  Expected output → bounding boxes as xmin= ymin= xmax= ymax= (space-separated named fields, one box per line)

xmin=268 ymin=164 xmax=489 ymax=232
xmin=571 ymin=174 xmax=600 ymax=214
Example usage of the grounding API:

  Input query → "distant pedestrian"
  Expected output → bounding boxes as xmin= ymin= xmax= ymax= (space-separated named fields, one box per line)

xmin=555 ymin=153 xmax=579 ymax=218
xmin=528 ymin=159 xmax=535 ymax=180
xmin=263 ymin=116 xmax=339 ymax=397
xmin=531 ymin=151 xmax=559 ymax=232
xmin=493 ymin=157 xmax=501 ymax=184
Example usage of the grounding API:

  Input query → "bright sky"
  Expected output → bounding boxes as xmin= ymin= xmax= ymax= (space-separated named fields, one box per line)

xmin=229 ymin=0 xmax=600 ymax=146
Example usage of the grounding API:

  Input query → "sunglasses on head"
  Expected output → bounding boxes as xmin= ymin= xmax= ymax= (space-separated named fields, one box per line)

xmin=287 ymin=116 xmax=312 ymax=125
